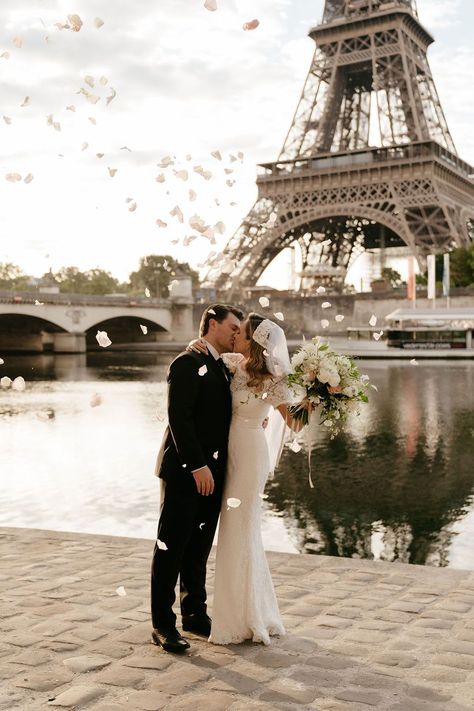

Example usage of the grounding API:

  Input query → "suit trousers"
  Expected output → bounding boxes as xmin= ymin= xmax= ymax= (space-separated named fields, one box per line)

xmin=150 ymin=470 xmax=223 ymax=629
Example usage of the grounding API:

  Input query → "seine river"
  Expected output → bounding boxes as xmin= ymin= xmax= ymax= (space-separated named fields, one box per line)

xmin=1 ymin=351 xmax=474 ymax=570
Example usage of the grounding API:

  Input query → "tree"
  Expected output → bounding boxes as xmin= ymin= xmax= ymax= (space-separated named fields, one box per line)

xmin=127 ymin=255 xmax=200 ymax=298
xmin=52 ymin=266 xmax=122 ymax=295
xmin=381 ymin=267 xmax=403 ymax=288
xmin=449 ymin=245 xmax=474 ymax=287
xmin=0 ymin=262 xmax=30 ymax=290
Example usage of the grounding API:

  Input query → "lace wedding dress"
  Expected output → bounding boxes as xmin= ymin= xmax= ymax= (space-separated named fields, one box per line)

xmin=209 ymin=353 xmax=290 ymax=645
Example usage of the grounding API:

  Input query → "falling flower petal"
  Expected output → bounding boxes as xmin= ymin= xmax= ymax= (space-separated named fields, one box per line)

xmin=174 ymin=169 xmax=188 ymax=181
xmin=88 ymin=117 xmax=96 ymax=125
xmin=274 ymin=312 xmax=284 ymax=321
xmin=410 ymin=358 xmax=419 ymax=366
xmin=259 ymin=493 xmax=268 ymax=499
xmin=289 ymin=440 xmax=301 ymax=453
xmin=316 ymin=286 xmax=326 ymax=295
xmin=84 ymin=75 xmax=95 ymax=88
xmin=321 ymin=302 xmax=331 ymax=309
xmin=155 ymin=219 xmax=167 ymax=228
xmin=321 ymin=319 xmax=330 ymax=329
xmin=1 ymin=376 xmax=12 ymax=389
xmin=208 ymin=308 xmax=216 ymax=315
xmin=94 ymin=17 xmax=104 ymax=29
xmin=211 ymin=149 xmax=222 ymax=160
xmin=96 ymin=153 xmax=104 ymax=159
xmin=237 ymin=151 xmax=244 ymax=160
xmin=157 ymin=539 xmax=168 ymax=550
xmin=159 ymin=155 xmax=174 ymax=168
xmin=155 ymin=173 xmax=165 ymax=183
xmin=6 ymin=173 xmax=22 ymax=182
xmin=224 ymin=168 xmax=233 ymax=175
xmin=198 ymin=365 xmax=208 ymax=376
xmin=20 ymin=96 xmax=30 ymax=107
xmin=204 ymin=0 xmax=218 ymax=10
xmin=24 ymin=174 xmax=34 ymax=184
xmin=100 ymin=76 xmax=108 ymax=86
xmin=108 ymin=167 xmax=117 ymax=177
xmin=128 ymin=201 xmax=137 ymax=212
xmin=106 ymin=88 xmax=117 ymax=105
xmin=213 ymin=451 xmax=219 ymax=459
xmin=115 ymin=585 xmax=127 ymax=597
xmin=3 ymin=116 xmax=12 ymax=124
xmin=369 ymin=314 xmax=377 ymax=327
xmin=13 ymin=36 xmax=23 ymax=48
xmin=261 ymin=392 xmax=268 ymax=400
xmin=120 ymin=146 xmax=131 ymax=151
xmin=229 ymin=154 xmax=237 ymax=162
xmin=66 ymin=105 xmax=76 ymax=112
xmin=140 ymin=324 xmax=148 ymax=335
xmin=226 ymin=179 xmax=235 ymax=187
xmin=90 ymin=393 xmax=102 ymax=407
xmin=170 ymin=206 xmax=184 ymax=223
xmin=81 ymin=142 xmax=89 ymax=151
xmin=227 ymin=497 xmax=241 ymax=509
xmin=214 ymin=221 xmax=225 ymax=235
xmin=11 ymin=376 xmax=26 ymax=391
xmin=96 ymin=330 xmax=112 ymax=347
xmin=0 ymin=358 xmax=4 ymax=365
xmin=335 ymin=314 xmax=344 ymax=322
xmin=199 ymin=522 xmax=205 ymax=529
xmin=145 ymin=288 xmax=151 ymax=298
xmin=68 ymin=14 xmax=83 ymax=32
xmin=243 ymin=19 xmax=260 ymax=30
xmin=189 ymin=189 xmax=197 ymax=201
xmin=189 ymin=214 xmax=208 ymax=233
xmin=373 ymin=330 xmax=384 ymax=341
xmin=259 ymin=296 xmax=270 ymax=308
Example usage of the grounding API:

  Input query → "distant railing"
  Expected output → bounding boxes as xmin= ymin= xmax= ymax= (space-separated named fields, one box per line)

xmin=0 ymin=290 xmax=170 ymax=308
xmin=322 ymin=0 xmax=418 ymax=25
xmin=258 ymin=141 xmax=474 ymax=179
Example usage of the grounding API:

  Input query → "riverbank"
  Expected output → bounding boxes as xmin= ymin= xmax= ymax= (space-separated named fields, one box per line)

xmin=2 ymin=527 xmax=474 ymax=710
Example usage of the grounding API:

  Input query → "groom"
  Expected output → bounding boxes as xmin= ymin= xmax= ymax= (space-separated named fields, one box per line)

xmin=151 ymin=303 xmax=244 ymax=653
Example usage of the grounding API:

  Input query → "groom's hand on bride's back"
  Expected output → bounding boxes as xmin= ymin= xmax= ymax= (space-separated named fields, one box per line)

xmin=192 ymin=465 xmax=215 ymax=496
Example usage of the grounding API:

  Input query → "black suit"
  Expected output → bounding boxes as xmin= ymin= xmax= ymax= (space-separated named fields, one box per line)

xmin=151 ymin=349 xmax=232 ymax=629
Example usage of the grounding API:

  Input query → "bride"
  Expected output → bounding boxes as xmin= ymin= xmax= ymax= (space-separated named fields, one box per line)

xmin=189 ymin=312 xmax=307 ymax=645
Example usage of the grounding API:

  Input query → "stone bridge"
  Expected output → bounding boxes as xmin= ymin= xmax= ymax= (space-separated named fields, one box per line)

xmin=0 ymin=291 xmax=194 ymax=353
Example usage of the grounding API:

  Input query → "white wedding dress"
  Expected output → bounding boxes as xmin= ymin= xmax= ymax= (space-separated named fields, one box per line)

xmin=209 ymin=353 xmax=290 ymax=645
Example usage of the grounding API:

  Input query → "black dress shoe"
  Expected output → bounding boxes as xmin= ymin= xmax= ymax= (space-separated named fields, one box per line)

xmin=151 ymin=627 xmax=190 ymax=653
xmin=181 ymin=613 xmax=212 ymax=637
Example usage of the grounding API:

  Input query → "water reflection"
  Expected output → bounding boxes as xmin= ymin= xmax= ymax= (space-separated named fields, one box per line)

xmin=1 ymin=354 xmax=474 ymax=569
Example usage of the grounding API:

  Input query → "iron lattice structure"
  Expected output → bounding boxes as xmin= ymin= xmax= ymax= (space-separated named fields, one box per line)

xmin=207 ymin=0 xmax=474 ymax=294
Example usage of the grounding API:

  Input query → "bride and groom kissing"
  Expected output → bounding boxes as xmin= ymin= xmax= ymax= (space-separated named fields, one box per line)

xmin=150 ymin=303 xmax=306 ymax=653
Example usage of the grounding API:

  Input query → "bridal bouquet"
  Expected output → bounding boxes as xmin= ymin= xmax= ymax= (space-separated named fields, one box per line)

xmin=288 ymin=337 xmax=371 ymax=437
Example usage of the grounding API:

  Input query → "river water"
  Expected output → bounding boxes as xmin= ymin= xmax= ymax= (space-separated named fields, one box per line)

xmin=1 ymin=352 xmax=474 ymax=569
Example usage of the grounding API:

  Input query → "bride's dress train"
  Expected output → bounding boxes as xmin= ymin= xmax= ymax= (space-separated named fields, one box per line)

xmin=209 ymin=354 xmax=289 ymax=645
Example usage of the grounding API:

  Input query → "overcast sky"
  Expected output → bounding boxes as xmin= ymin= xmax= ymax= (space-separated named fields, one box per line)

xmin=1 ymin=0 xmax=473 ymax=287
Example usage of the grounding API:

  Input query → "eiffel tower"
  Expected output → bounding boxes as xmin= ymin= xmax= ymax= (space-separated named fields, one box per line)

xmin=207 ymin=0 xmax=474 ymax=294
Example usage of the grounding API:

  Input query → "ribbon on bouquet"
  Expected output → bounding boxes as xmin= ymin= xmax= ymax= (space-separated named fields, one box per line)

xmin=306 ymin=412 xmax=314 ymax=489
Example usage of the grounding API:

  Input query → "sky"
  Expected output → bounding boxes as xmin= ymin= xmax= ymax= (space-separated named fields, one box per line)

xmin=0 ymin=0 xmax=473 ymax=290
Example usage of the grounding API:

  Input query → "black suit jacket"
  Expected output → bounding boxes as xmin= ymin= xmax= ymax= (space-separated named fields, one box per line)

xmin=156 ymin=350 xmax=232 ymax=482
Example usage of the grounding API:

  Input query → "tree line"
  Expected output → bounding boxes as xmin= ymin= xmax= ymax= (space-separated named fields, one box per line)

xmin=0 ymin=255 xmax=200 ymax=298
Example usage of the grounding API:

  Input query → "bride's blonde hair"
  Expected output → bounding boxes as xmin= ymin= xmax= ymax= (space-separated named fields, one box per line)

xmin=245 ymin=312 xmax=272 ymax=388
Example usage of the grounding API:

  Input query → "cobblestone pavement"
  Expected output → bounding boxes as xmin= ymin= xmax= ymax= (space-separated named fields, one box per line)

xmin=2 ymin=527 xmax=474 ymax=711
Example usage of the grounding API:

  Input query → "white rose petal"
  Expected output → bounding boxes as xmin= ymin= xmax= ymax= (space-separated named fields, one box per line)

xmin=108 ymin=167 xmax=117 ymax=177
xmin=170 ymin=206 xmax=184 ymax=223
xmin=94 ymin=17 xmax=104 ymax=29
xmin=369 ymin=315 xmax=377 ymax=327
xmin=227 ymin=497 xmax=241 ymax=508
xmin=157 ymin=539 xmax=168 ymax=550
xmin=0 ymin=358 xmax=4 ymax=365
xmin=410 ymin=359 xmax=419 ymax=366
xmin=289 ymin=440 xmax=302 ymax=453
xmin=211 ymin=150 xmax=222 ymax=160
xmin=140 ymin=324 xmax=148 ymax=335
xmin=208 ymin=308 xmax=216 ymax=315
xmin=116 ymin=585 xmax=127 ymax=597
xmin=189 ymin=189 xmax=197 ymax=201
xmin=259 ymin=297 xmax=270 ymax=308
xmin=96 ymin=330 xmax=112 ymax=348
xmin=259 ymin=493 xmax=268 ymax=499
xmin=68 ymin=14 xmax=83 ymax=32
xmin=243 ymin=18 xmax=260 ymax=30
xmin=213 ymin=451 xmax=219 ymax=459
xmin=373 ymin=331 xmax=384 ymax=341
xmin=6 ymin=173 xmax=22 ymax=182
xmin=316 ymin=286 xmax=326 ymax=295
xmin=321 ymin=302 xmax=331 ymax=309
xmin=321 ymin=319 xmax=330 ymax=329
xmin=13 ymin=36 xmax=23 ymax=48
xmin=145 ymin=288 xmax=151 ymax=298
xmin=198 ymin=365 xmax=208 ymax=376
xmin=1 ymin=376 xmax=12 ymax=388
xmin=274 ymin=312 xmax=284 ymax=321
xmin=335 ymin=314 xmax=344 ymax=322
xmin=24 ymin=174 xmax=34 ymax=184
xmin=204 ymin=0 xmax=218 ymax=10
xmin=12 ymin=376 xmax=26 ymax=391
xmin=90 ymin=393 xmax=102 ymax=408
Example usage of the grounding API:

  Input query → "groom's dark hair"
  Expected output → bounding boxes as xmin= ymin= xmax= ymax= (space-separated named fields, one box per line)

xmin=199 ymin=304 xmax=245 ymax=337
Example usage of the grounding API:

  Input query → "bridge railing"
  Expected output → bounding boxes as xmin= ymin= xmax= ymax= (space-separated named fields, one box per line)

xmin=0 ymin=290 xmax=171 ymax=307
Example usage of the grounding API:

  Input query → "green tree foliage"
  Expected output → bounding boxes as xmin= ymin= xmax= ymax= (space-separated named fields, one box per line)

xmin=449 ymin=245 xmax=474 ymax=287
xmin=128 ymin=255 xmax=200 ymax=298
xmin=0 ymin=262 xmax=30 ymax=290
xmin=381 ymin=267 xmax=403 ymax=288
xmin=51 ymin=266 xmax=123 ymax=295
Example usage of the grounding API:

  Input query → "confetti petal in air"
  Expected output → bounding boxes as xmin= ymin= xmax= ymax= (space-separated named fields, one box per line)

xmin=208 ymin=308 xmax=216 ymax=315
xmin=155 ymin=173 xmax=165 ymax=183
xmin=259 ymin=296 xmax=270 ymax=308
xmin=0 ymin=358 xmax=4 ymax=365
xmin=227 ymin=497 xmax=241 ymax=509
xmin=3 ymin=116 xmax=12 ymax=124
xmin=94 ymin=17 xmax=104 ymax=29
xmin=6 ymin=173 xmax=22 ymax=182
xmin=106 ymin=88 xmax=117 ymax=106
xmin=155 ymin=219 xmax=167 ymax=228
xmin=128 ymin=201 xmax=137 ymax=212
xmin=321 ymin=319 xmax=330 ymax=329
xmin=88 ymin=117 xmax=96 ymax=125
xmin=316 ymin=286 xmax=326 ymax=295
xmin=198 ymin=365 xmax=208 ymax=377
xmin=226 ymin=179 xmax=235 ymax=187
xmin=199 ymin=522 xmax=205 ymax=529
xmin=243 ymin=19 xmax=260 ymax=30
xmin=84 ymin=75 xmax=95 ymax=88
xmin=213 ymin=451 xmax=219 ymax=459
xmin=140 ymin=324 xmax=148 ymax=335
xmin=90 ymin=393 xmax=102 ymax=408
xmin=20 ymin=96 xmax=30 ymax=107
xmin=24 ymin=174 xmax=34 ymax=184
xmin=145 ymin=288 xmax=151 ymax=298
xmin=115 ymin=586 xmax=127 ymax=597
xmin=335 ymin=314 xmax=344 ymax=322
xmin=96 ymin=330 xmax=112 ymax=348
xmin=211 ymin=150 xmax=222 ymax=160
xmin=66 ymin=105 xmax=76 ymax=112
xmin=68 ymin=14 xmax=83 ymax=32
xmin=1 ymin=52 xmax=10 ymax=59
xmin=369 ymin=315 xmax=377 ymax=327
xmin=81 ymin=142 xmax=89 ymax=151
xmin=229 ymin=154 xmax=237 ymax=162
xmin=108 ymin=167 xmax=117 ymax=177
xmin=214 ymin=221 xmax=225 ymax=235
xmin=289 ymin=440 xmax=302 ymax=453
xmin=373 ymin=331 xmax=384 ymax=341
xmin=204 ymin=0 xmax=218 ymax=10
xmin=174 ymin=169 xmax=188 ymax=181
xmin=99 ymin=76 xmax=108 ymax=86
xmin=159 ymin=155 xmax=174 ymax=168
xmin=274 ymin=312 xmax=284 ymax=321
xmin=170 ymin=206 xmax=184 ymax=223
xmin=13 ymin=36 xmax=23 ymax=48
xmin=259 ymin=493 xmax=268 ymax=499
xmin=410 ymin=358 xmax=419 ymax=366
xmin=189 ymin=189 xmax=197 ymax=201
xmin=157 ymin=539 xmax=168 ymax=550
xmin=237 ymin=151 xmax=244 ymax=160
xmin=1 ymin=376 xmax=12 ymax=389
xmin=322 ymin=302 xmax=331 ymax=309
xmin=11 ymin=376 xmax=26 ymax=391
